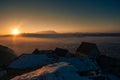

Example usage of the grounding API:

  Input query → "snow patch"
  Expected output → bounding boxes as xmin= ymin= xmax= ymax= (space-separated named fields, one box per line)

xmin=8 ymin=54 xmax=53 ymax=69
xmin=58 ymin=57 xmax=100 ymax=72
xmin=11 ymin=62 xmax=81 ymax=80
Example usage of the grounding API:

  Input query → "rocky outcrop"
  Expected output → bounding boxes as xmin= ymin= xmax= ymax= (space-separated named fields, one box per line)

xmin=0 ymin=45 xmax=16 ymax=67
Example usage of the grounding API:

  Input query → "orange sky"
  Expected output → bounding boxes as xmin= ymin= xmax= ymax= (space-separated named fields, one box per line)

xmin=0 ymin=0 xmax=120 ymax=35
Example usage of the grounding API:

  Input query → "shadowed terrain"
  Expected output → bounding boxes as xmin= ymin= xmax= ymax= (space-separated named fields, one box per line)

xmin=0 ymin=45 xmax=16 ymax=67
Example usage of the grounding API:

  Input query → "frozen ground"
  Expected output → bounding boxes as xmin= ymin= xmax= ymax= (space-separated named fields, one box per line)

xmin=11 ymin=62 xmax=120 ymax=80
xmin=11 ymin=62 xmax=82 ymax=80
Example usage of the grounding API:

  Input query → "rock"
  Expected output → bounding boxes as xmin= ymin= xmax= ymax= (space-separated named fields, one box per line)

xmin=0 ymin=45 xmax=16 ymax=67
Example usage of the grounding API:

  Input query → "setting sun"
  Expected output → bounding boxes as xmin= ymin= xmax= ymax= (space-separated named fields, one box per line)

xmin=12 ymin=28 xmax=20 ymax=35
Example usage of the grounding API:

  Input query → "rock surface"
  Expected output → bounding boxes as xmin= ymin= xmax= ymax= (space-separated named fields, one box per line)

xmin=0 ymin=45 xmax=16 ymax=66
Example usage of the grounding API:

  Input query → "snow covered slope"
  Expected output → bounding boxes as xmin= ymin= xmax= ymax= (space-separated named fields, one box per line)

xmin=58 ymin=57 xmax=100 ymax=72
xmin=11 ymin=62 xmax=82 ymax=80
xmin=8 ymin=54 xmax=53 ymax=69
xmin=8 ymin=53 xmax=99 ymax=71
xmin=11 ymin=62 xmax=120 ymax=80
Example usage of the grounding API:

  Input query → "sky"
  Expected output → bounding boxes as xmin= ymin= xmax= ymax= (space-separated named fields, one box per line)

xmin=0 ymin=0 xmax=120 ymax=34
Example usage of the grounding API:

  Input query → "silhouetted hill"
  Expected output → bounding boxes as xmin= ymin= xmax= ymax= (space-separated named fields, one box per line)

xmin=37 ymin=30 xmax=57 ymax=34
xmin=21 ymin=33 xmax=120 ymax=38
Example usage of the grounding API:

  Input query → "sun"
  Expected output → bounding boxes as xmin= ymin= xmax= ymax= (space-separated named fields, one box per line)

xmin=12 ymin=28 xmax=20 ymax=35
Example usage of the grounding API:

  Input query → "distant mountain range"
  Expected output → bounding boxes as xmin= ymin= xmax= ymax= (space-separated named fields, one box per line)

xmin=0 ymin=32 xmax=120 ymax=38
xmin=37 ymin=30 xmax=58 ymax=34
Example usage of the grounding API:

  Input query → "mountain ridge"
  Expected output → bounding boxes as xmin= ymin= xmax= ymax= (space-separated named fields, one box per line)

xmin=36 ymin=30 xmax=58 ymax=34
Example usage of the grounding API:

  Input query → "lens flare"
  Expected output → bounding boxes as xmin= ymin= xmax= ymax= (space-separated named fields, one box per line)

xmin=12 ymin=28 xmax=20 ymax=35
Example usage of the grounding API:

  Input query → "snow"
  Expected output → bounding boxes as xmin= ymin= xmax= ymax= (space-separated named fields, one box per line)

xmin=58 ymin=57 xmax=100 ymax=72
xmin=12 ymin=62 xmax=103 ymax=80
xmin=10 ymin=62 xmax=120 ymax=80
xmin=8 ymin=53 xmax=99 ymax=72
xmin=8 ymin=53 xmax=119 ymax=80
xmin=11 ymin=62 xmax=82 ymax=80
xmin=8 ymin=54 xmax=53 ymax=69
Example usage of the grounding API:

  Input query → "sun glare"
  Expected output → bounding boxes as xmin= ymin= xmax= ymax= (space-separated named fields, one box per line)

xmin=12 ymin=28 xmax=20 ymax=35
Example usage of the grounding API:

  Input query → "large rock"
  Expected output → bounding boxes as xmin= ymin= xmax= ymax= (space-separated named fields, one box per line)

xmin=0 ymin=45 xmax=16 ymax=67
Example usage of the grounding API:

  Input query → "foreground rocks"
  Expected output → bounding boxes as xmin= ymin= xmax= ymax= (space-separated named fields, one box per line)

xmin=0 ymin=45 xmax=16 ymax=67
